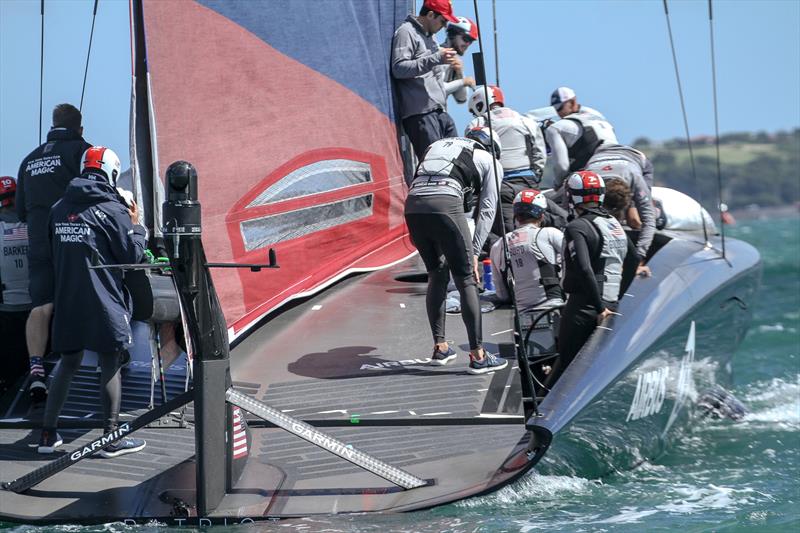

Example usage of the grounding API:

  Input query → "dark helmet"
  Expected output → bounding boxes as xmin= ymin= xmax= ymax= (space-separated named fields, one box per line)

xmin=465 ymin=126 xmax=502 ymax=159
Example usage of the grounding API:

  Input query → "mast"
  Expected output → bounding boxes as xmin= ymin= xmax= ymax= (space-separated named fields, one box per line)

xmin=708 ymin=0 xmax=727 ymax=259
xmin=130 ymin=0 xmax=160 ymax=242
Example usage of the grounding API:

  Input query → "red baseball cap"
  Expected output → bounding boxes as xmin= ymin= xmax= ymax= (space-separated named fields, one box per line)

xmin=424 ymin=0 xmax=458 ymax=23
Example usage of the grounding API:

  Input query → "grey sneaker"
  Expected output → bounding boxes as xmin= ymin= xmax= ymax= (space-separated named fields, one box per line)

xmin=467 ymin=353 xmax=508 ymax=375
xmin=430 ymin=346 xmax=457 ymax=366
xmin=100 ymin=437 xmax=146 ymax=458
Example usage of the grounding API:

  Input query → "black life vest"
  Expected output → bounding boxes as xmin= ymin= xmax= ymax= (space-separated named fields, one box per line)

xmin=416 ymin=137 xmax=484 ymax=211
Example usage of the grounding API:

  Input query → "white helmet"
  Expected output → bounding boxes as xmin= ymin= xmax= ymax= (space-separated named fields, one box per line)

xmin=81 ymin=146 xmax=121 ymax=187
xmin=447 ymin=16 xmax=479 ymax=41
xmin=465 ymin=126 xmax=502 ymax=159
xmin=566 ymin=171 xmax=605 ymax=207
xmin=513 ymin=189 xmax=548 ymax=219
xmin=469 ymin=85 xmax=504 ymax=117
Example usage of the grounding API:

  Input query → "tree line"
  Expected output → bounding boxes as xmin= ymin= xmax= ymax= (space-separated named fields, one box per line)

xmin=633 ymin=129 xmax=799 ymax=211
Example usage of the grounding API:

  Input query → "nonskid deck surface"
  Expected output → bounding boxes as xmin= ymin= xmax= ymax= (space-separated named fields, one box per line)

xmin=0 ymin=257 xmax=545 ymax=522
xmin=0 ymin=362 xmax=195 ymax=522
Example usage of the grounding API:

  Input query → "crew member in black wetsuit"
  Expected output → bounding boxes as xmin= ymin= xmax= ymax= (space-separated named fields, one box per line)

xmin=38 ymin=147 xmax=147 ymax=457
xmin=16 ymin=103 xmax=91 ymax=402
xmin=404 ymin=127 xmax=508 ymax=375
xmin=548 ymin=171 xmax=639 ymax=385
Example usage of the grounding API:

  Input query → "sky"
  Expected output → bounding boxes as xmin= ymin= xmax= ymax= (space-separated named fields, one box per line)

xmin=1 ymin=0 xmax=798 ymax=178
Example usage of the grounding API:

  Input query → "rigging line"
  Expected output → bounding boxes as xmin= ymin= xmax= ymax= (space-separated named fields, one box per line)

xmin=472 ymin=0 xmax=541 ymax=418
xmin=39 ymin=0 xmax=44 ymax=144
xmin=708 ymin=0 xmax=726 ymax=259
xmin=79 ymin=0 xmax=100 ymax=112
xmin=662 ymin=0 xmax=709 ymax=246
xmin=492 ymin=0 xmax=500 ymax=86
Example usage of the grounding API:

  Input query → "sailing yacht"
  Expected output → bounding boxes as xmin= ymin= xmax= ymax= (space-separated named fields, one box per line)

xmin=0 ymin=0 xmax=760 ymax=524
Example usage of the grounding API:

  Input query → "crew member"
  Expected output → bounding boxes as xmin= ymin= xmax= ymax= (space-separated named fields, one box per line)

xmin=546 ymin=87 xmax=618 ymax=191
xmin=467 ymin=86 xmax=563 ymax=246
xmin=489 ymin=189 xmax=564 ymax=313
xmin=16 ymin=103 xmax=91 ymax=402
xmin=0 ymin=177 xmax=31 ymax=393
xmin=439 ymin=17 xmax=478 ymax=108
xmin=404 ymin=127 xmax=507 ymax=375
xmin=38 ymin=147 xmax=147 ymax=457
xmin=603 ymin=180 xmax=652 ymax=278
xmin=585 ymin=143 xmax=656 ymax=265
xmin=392 ymin=0 xmax=460 ymax=161
xmin=549 ymin=171 xmax=638 ymax=385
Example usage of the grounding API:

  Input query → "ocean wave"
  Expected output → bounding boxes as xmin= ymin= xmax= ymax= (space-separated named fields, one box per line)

xmin=756 ymin=323 xmax=798 ymax=333
xmin=457 ymin=472 xmax=597 ymax=508
xmin=743 ymin=375 xmax=799 ymax=403
xmin=656 ymin=484 xmax=766 ymax=513
xmin=737 ymin=376 xmax=800 ymax=429
xmin=585 ymin=483 xmax=772 ymax=525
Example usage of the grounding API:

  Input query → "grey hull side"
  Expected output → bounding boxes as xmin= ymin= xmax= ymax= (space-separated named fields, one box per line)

xmin=529 ymin=233 xmax=761 ymax=477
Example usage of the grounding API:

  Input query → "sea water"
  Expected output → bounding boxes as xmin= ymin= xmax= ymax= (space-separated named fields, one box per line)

xmin=10 ymin=216 xmax=799 ymax=532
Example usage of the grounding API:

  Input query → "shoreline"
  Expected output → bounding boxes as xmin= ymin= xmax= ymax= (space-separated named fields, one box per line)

xmin=729 ymin=204 xmax=799 ymax=221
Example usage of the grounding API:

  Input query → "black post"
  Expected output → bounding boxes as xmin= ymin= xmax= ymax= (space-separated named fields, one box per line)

xmin=162 ymin=161 xmax=230 ymax=515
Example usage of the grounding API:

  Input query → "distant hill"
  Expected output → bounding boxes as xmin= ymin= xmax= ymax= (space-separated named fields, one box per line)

xmin=633 ymin=129 xmax=799 ymax=211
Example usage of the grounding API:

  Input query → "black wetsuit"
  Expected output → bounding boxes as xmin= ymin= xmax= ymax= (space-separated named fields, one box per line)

xmin=550 ymin=210 xmax=637 ymax=383
xmin=403 ymin=139 xmax=499 ymax=351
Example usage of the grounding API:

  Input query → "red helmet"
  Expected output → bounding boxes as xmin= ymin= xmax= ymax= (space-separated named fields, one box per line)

xmin=81 ymin=146 xmax=121 ymax=186
xmin=513 ymin=189 xmax=547 ymax=219
xmin=447 ymin=16 xmax=479 ymax=41
xmin=0 ymin=176 xmax=15 ymax=207
xmin=469 ymin=85 xmax=504 ymax=117
xmin=566 ymin=171 xmax=605 ymax=207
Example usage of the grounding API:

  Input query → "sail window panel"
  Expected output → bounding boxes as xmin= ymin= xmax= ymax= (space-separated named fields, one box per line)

xmin=247 ymin=159 xmax=372 ymax=207
xmin=241 ymin=194 xmax=374 ymax=251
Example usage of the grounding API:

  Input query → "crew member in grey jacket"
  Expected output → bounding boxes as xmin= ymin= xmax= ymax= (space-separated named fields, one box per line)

xmin=439 ymin=17 xmax=478 ymax=109
xmin=545 ymin=87 xmax=618 ymax=191
xmin=392 ymin=0 xmax=460 ymax=161
xmin=585 ymin=144 xmax=656 ymax=265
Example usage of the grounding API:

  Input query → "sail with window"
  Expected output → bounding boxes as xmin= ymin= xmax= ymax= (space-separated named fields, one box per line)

xmin=131 ymin=0 xmax=415 ymax=340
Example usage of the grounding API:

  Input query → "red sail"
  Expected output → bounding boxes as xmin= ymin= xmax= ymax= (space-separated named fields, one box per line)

xmin=132 ymin=0 xmax=414 ymax=340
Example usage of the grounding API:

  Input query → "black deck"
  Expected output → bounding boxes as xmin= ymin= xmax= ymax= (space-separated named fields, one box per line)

xmin=0 ymin=257 xmax=548 ymax=523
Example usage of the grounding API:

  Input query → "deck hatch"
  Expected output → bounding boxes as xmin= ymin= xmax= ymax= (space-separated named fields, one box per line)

xmin=246 ymin=159 xmax=372 ymax=207
xmin=240 ymin=194 xmax=373 ymax=251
